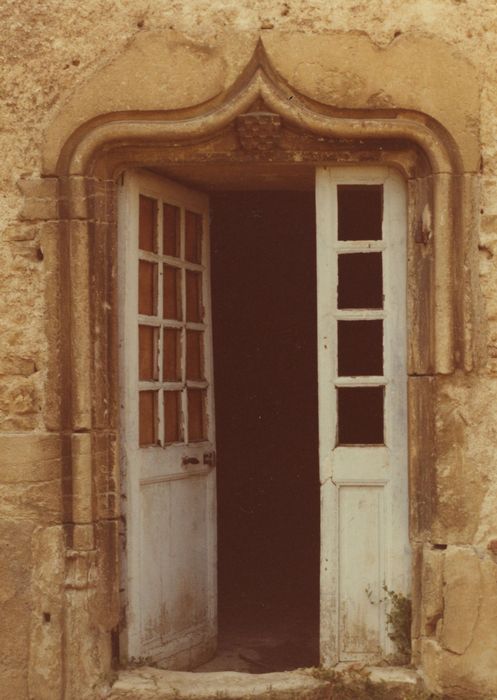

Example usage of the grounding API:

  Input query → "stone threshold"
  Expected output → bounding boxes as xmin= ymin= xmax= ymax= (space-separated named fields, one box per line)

xmin=105 ymin=665 xmax=420 ymax=699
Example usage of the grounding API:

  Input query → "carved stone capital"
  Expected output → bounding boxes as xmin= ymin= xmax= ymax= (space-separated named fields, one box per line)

xmin=236 ymin=111 xmax=282 ymax=152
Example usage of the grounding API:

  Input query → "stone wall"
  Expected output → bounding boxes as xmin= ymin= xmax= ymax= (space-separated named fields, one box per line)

xmin=2 ymin=2 xmax=497 ymax=698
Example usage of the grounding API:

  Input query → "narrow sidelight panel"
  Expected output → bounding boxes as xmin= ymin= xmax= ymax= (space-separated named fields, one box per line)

xmin=186 ymin=271 xmax=203 ymax=322
xmin=138 ymin=261 xmax=157 ymax=316
xmin=163 ymin=265 xmax=182 ymax=320
xmin=164 ymin=391 xmax=182 ymax=444
xmin=139 ymin=390 xmax=157 ymax=446
xmin=338 ymin=253 xmax=383 ymax=309
xmin=139 ymin=325 xmax=157 ymax=380
xmin=337 ymin=185 xmax=383 ymax=241
xmin=337 ymin=320 xmax=383 ymax=377
xmin=188 ymin=388 xmax=206 ymax=442
xmin=185 ymin=210 xmax=203 ymax=263
xmin=163 ymin=203 xmax=180 ymax=257
xmin=139 ymin=195 xmax=157 ymax=252
xmin=186 ymin=330 xmax=204 ymax=381
xmin=337 ymin=386 xmax=384 ymax=445
xmin=163 ymin=328 xmax=181 ymax=382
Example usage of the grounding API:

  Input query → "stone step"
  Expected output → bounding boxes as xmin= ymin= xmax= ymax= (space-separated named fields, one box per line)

xmin=106 ymin=667 xmax=331 ymax=700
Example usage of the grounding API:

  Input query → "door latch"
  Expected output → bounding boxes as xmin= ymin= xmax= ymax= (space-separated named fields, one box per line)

xmin=203 ymin=451 xmax=216 ymax=467
xmin=182 ymin=456 xmax=200 ymax=465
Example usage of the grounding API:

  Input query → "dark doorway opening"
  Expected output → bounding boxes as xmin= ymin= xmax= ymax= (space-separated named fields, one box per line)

xmin=208 ymin=191 xmax=320 ymax=672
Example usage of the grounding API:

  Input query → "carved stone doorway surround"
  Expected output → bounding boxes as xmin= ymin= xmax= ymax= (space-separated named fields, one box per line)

xmin=21 ymin=42 xmax=478 ymax=697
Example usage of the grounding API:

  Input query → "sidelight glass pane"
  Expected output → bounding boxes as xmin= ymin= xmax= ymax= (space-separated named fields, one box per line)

xmin=139 ymin=195 xmax=157 ymax=252
xmin=186 ymin=330 xmax=204 ymax=380
xmin=164 ymin=390 xmax=182 ymax=444
xmin=138 ymin=260 xmax=157 ymax=315
xmin=185 ymin=210 xmax=202 ymax=263
xmin=139 ymin=325 xmax=157 ymax=380
xmin=163 ymin=328 xmax=181 ymax=381
xmin=186 ymin=271 xmax=203 ymax=322
xmin=188 ymin=388 xmax=206 ymax=442
xmin=163 ymin=264 xmax=182 ymax=320
xmin=338 ymin=320 xmax=383 ymax=376
xmin=338 ymin=253 xmax=383 ymax=309
xmin=139 ymin=390 xmax=157 ymax=446
xmin=337 ymin=185 xmax=383 ymax=241
xmin=337 ymin=386 xmax=384 ymax=445
xmin=163 ymin=203 xmax=180 ymax=257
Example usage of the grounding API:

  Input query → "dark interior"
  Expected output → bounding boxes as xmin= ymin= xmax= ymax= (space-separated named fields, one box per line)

xmin=210 ymin=191 xmax=320 ymax=671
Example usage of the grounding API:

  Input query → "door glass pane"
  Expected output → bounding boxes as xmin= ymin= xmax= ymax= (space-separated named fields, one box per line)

xmin=163 ymin=265 xmax=182 ymax=320
xmin=188 ymin=388 xmax=206 ymax=442
xmin=338 ymin=253 xmax=383 ymax=309
xmin=139 ymin=195 xmax=157 ymax=252
xmin=186 ymin=271 xmax=203 ymax=322
xmin=138 ymin=261 xmax=157 ymax=315
xmin=139 ymin=325 xmax=157 ymax=380
xmin=337 ymin=185 xmax=383 ymax=241
xmin=164 ymin=390 xmax=182 ymax=444
xmin=185 ymin=210 xmax=202 ymax=263
xmin=186 ymin=330 xmax=204 ymax=380
xmin=337 ymin=386 xmax=384 ymax=445
xmin=338 ymin=320 xmax=383 ymax=376
xmin=163 ymin=328 xmax=181 ymax=381
xmin=139 ymin=390 xmax=157 ymax=446
xmin=163 ymin=203 xmax=180 ymax=257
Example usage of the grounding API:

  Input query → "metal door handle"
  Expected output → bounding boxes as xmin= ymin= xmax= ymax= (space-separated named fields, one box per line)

xmin=182 ymin=457 xmax=200 ymax=465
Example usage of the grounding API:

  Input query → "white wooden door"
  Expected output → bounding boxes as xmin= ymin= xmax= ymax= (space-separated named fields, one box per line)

xmin=316 ymin=167 xmax=410 ymax=665
xmin=118 ymin=170 xmax=217 ymax=669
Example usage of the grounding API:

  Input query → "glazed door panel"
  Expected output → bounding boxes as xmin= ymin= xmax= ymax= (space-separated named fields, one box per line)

xmin=119 ymin=170 xmax=216 ymax=669
xmin=316 ymin=167 xmax=410 ymax=664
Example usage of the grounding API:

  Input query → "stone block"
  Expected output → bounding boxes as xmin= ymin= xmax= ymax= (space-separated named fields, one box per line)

xmin=0 ymin=356 xmax=36 ymax=376
xmin=0 ymin=434 xmax=65 ymax=523
xmin=0 ymin=521 xmax=33 ymax=700
xmin=2 ymin=223 xmax=38 ymax=241
xmin=441 ymin=547 xmax=480 ymax=655
xmin=28 ymin=526 xmax=65 ymax=700
xmin=420 ymin=638 xmax=443 ymax=696
xmin=69 ymin=219 xmax=92 ymax=431
xmin=94 ymin=431 xmax=119 ymax=520
xmin=71 ymin=432 xmax=94 ymax=525
xmin=92 ymin=519 xmax=120 ymax=632
xmin=18 ymin=177 xmax=58 ymax=220
xmin=420 ymin=546 xmax=444 ymax=638
xmin=59 ymin=175 xmax=90 ymax=220
xmin=0 ymin=433 xmax=64 ymax=484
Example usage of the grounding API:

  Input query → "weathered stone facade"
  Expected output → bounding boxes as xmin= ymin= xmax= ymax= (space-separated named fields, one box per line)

xmin=2 ymin=2 xmax=497 ymax=698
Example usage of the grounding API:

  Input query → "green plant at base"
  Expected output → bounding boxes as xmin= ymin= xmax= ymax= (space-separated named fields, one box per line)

xmin=383 ymin=585 xmax=412 ymax=661
xmin=366 ymin=584 xmax=412 ymax=663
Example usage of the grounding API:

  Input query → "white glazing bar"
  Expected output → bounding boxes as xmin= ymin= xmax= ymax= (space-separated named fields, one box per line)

xmin=180 ymin=207 xmax=188 ymax=444
xmin=335 ymin=309 xmax=385 ymax=320
xmin=316 ymin=167 xmax=339 ymax=666
xmin=137 ymin=316 xmax=162 ymax=326
xmin=157 ymin=198 xmax=164 ymax=445
xmin=335 ymin=241 xmax=385 ymax=253
xmin=334 ymin=377 xmax=386 ymax=386
xmin=383 ymin=172 xmax=410 ymax=600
